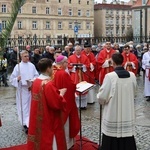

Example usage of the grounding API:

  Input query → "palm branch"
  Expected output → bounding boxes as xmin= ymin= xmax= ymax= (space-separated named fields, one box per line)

xmin=0 ymin=0 xmax=26 ymax=52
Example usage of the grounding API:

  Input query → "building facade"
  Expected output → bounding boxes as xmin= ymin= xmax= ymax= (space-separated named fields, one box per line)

xmin=0 ymin=0 xmax=94 ymax=45
xmin=132 ymin=0 xmax=150 ymax=43
xmin=94 ymin=3 xmax=132 ymax=39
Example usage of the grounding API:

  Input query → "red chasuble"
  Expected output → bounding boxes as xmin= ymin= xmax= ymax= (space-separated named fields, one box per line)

xmin=68 ymin=54 xmax=90 ymax=84
xmin=81 ymin=50 xmax=96 ymax=84
xmin=52 ymin=66 xmax=80 ymax=138
xmin=27 ymin=79 xmax=67 ymax=150
xmin=97 ymin=48 xmax=116 ymax=85
xmin=122 ymin=52 xmax=138 ymax=75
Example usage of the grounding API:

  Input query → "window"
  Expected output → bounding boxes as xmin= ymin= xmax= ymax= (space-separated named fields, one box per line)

xmin=2 ymin=5 xmax=6 ymax=13
xmin=127 ymin=18 xmax=131 ymax=25
xmin=110 ymin=10 xmax=113 ymax=14
xmin=46 ymin=0 xmax=50 ymax=2
xmin=116 ymin=18 xmax=119 ymax=25
xmin=106 ymin=29 xmax=109 ymax=36
xmin=122 ymin=28 xmax=125 ymax=34
xmin=18 ymin=7 xmax=22 ymax=14
xmin=116 ymin=10 xmax=119 ymax=15
xmin=18 ymin=36 xmax=23 ymax=44
xmin=142 ymin=0 xmax=146 ymax=5
xmin=106 ymin=18 xmax=109 ymax=24
xmin=106 ymin=10 xmax=109 ymax=14
xmin=46 ymin=7 xmax=50 ymax=14
xmin=116 ymin=28 xmax=119 ymax=35
xmin=122 ymin=18 xmax=125 ymax=25
xmin=110 ymin=18 xmax=113 ymax=24
xmin=68 ymin=9 xmax=72 ymax=16
xmin=32 ymin=21 xmax=37 ymax=29
xmin=78 ymin=10 xmax=82 ymax=16
xmin=69 ymin=0 xmax=71 ymax=4
xmin=18 ymin=21 xmax=22 ymax=29
xmin=58 ymin=0 xmax=61 ymax=3
xmin=46 ymin=36 xmax=50 ymax=43
xmin=32 ymin=6 xmax=36 ymax=14
xmin=127 ymin=11 xmax=130 ymax=15
xmin=58 ymin=22 xmax=62 ymax=29
xmin=110 ymin=30 xmax=113 ymax=36
xmin=57 ymin=35 xmax=62 ymax=45
xmin=2 ymin=21 xmax=6 ymax=29
xmin=86 ymin=22 xmax=90 ymax=30
xmin=58 ymin=8 xmax=62 ymax=15
xmin=46 ymin=21 xmax=50 ymax=29
xmin=86 ymin=10 xmax=90 ymax=17
xmin=87 ymin=1 xmax=89 ymax=5
xmin=78 ymin=23 xmax=81 ymax=29
xmin=78 ymin=0 xmax=80 ymax=4
xmin=69 ymin=22 xmax=73 ymax=29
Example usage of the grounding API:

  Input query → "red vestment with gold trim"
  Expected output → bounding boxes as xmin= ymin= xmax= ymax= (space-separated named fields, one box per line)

xmin=27 ymin=79 xmax=67 ymax=150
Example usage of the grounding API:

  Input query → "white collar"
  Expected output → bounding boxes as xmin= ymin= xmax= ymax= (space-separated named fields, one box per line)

xmin=76 ymin=55 xmax=81 ymax=58
xmin=38 ymin=74 xmax=50 ymax=80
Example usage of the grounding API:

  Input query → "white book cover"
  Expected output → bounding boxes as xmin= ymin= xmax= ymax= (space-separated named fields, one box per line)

xmin=76 ymin=81 xmax=94 ymax=93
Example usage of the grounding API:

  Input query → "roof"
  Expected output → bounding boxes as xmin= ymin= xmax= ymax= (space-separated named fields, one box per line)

xmin=147 ymin=0 xmax=150 ymax=5
xmin=132 ymin=0 xmax=142 ymax=7
xmin=132 ymin=0 xmax=150 ymax=8
xmin=94 ymin=3 xmax=132 ymax=10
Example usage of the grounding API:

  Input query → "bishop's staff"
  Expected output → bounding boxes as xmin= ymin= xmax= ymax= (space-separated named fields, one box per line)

xmin=17 ymin=47 xmax=23 ymax=129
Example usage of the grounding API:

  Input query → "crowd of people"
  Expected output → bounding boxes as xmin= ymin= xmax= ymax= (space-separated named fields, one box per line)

xmin=0 ymin=40 xmax=150 ymax=150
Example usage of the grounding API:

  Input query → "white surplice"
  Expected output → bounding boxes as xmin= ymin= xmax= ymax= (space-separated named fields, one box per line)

xmin=10 ymin=61 xmax=39 ymax=127
xmin=142 ymin=51 xmax=150 ymax=96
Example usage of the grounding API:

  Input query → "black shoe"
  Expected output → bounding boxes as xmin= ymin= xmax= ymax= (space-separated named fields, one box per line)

xmin=146 ymin=97 xmax=150 ymax=101
xmin=80 ymin=107 xmax=87 ymax=110
xmin=23 ymin=125 xmax=28 ymax=134
xmin=25 ymin=128 xmax=28 ymax=134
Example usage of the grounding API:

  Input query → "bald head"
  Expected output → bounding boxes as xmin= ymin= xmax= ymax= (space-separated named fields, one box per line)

xmin=65 ymin=46 xmax=70 ymax=52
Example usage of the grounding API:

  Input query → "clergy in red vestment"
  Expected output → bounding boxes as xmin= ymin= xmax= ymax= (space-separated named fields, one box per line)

xmin=81 ymin=43 xmax=96 ymax=84
xmin=122 ymin=44 xmax=138 ymax=75
xmin=81 ymin=42 xmax=96 ymax=104
xmin=97 ymin=42 xmax=116 ymax=85
xmin=27 ymin=58 xmax=67 ymax=150
xmin=68 ymin=45 xmax=90 ymax=109
xmin=52 ymin=55 xmax=80 ymax=149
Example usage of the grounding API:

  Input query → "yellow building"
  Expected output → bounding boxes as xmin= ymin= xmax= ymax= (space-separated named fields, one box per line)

xmin=0 ymin=0 xmax=94 ymax=43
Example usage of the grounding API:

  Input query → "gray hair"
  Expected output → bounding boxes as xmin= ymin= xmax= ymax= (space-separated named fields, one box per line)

xmin=75 ymin=45 xmax=82 ymax=51
xmin=20 ymin=50 xmax=28 ymax=57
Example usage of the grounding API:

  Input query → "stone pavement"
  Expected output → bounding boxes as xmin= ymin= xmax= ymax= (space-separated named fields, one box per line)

xmin=0 ymin=76 xmax=150 ymax=149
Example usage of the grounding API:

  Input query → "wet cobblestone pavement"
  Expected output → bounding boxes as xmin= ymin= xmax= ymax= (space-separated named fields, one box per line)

xmin=0 ymin=76 xmax=150 ymax=149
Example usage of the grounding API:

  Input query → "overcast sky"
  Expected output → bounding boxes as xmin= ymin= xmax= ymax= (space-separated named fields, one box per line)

xmin=95 ymin=0 xmax=129 ymax=3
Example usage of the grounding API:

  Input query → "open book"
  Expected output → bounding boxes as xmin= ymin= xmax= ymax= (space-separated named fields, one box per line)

xmin=76 ymin=81 xmax=94 ymax=93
